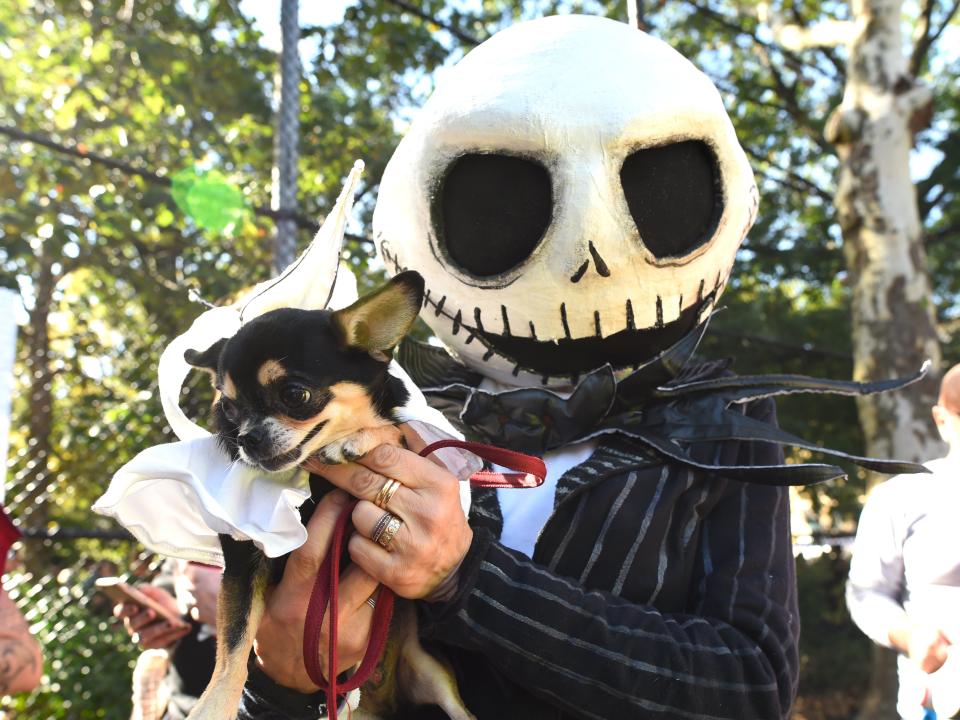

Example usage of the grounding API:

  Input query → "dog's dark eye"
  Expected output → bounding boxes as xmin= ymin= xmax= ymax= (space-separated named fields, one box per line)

xmin=280 ymin=385 xmax=311 ymax=408
xmin=220 ymin=398 xmax=239 ymax=423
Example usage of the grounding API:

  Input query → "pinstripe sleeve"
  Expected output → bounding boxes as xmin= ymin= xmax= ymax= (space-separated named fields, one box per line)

xmin=419 ymin=419 xmax=799 ymax=719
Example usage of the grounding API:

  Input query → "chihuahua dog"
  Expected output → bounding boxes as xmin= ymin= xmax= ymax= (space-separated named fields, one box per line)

xmin=182 ymin=271 xmax=473 ymax=720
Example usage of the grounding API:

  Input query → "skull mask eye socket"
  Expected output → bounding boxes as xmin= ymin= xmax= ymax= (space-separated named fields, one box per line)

xmin=620 ymin=140 xmax=723 ymax=259
xmin=434 ymin=153 xmax=552 ymax=278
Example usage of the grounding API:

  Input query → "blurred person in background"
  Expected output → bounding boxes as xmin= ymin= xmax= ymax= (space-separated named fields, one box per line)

xmin=114 ymin=560 xmax=219 ymax=720
xmin=848 ymin=363 xmax=960 ymax=719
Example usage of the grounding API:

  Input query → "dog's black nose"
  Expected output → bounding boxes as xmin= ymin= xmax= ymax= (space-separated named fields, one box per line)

xmin=239 ymin=428 xmax=266 ymax=452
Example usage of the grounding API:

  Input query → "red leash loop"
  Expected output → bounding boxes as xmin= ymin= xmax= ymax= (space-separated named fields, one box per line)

xmin=301 ymin=440 xmax=545 ymax=717
xmin=418 ymin=439 xmax=546 ymax=489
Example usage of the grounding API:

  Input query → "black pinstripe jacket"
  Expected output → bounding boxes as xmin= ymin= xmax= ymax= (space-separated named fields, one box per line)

xmin=239 ymin=344 xmax=803 ymax=720
xmin=412 ymin=397 xmax=799 ymax=720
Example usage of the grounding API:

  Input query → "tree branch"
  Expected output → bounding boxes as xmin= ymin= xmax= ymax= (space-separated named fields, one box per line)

xmin=127 ymin=235 xmax=188 ymax=294
xmin=752 ymin=46 xmax=834 ymax=154
xmin=684 ymin=0 xmax=835 ymax=81
xmin=910 ymin=0 xmax=960 ymax=76
xmin=815 ymin=44 xmax=847 ymax=80
xmin=1 ymin=124 xmax=168 ymax=184
xmin=381 ymin=0 xmax=482 ymax=47
xmin=0 ymin=124 xmax=373 ymax=244
xmin=929 ymin=0 xmax=960 ymax=48
xmin=709 ymin=72 xmax=833 ymax=159
xmin=767 ymin=17 xmax=859 ymax=52
xmin=785 ymin=3 xmax=847 ymax=79
xmin=909 ymin=0 xmax=938 ymax=76
xmin=740 ymin=144 xmax=834 ymax=203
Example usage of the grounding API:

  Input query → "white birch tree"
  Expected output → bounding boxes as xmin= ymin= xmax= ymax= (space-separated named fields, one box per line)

xmin=760 ymin=1 xmax=952 ymax=712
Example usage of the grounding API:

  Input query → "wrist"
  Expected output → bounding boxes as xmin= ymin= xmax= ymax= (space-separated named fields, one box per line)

xmin=425 ymin=527 xmax=473 ymax=603
xmin=425 ymin=560 xmax=464 ymax=603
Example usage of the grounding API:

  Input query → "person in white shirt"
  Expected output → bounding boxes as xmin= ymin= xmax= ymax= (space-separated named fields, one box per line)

xmin=847 ymin=364 xmax=960 ymax=719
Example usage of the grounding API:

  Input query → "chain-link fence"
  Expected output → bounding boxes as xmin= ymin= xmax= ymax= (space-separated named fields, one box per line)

xmin=0 ymin=310 xmax=218 ymax=718
xmin=1 ymin=539 xmax=162 ymax=719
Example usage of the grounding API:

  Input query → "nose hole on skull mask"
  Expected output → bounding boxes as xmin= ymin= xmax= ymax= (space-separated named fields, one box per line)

xmin=433 ymin=153 xmax=552 ymax=277
xmin=620 ymin=140 xmax=723 ymax=259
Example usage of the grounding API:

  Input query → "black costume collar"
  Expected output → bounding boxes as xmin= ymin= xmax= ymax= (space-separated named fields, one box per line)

xmin=397 ymin=322 xmax=930 ymax=486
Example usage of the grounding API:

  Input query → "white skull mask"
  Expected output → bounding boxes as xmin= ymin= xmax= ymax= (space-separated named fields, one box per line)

xmin=374 ymin=15 xmax=758 ymax=387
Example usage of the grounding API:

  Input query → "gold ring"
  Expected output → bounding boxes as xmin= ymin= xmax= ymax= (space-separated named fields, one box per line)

xmin=374 ymin=478 xmax=402 ymax=509
xmin=375 ymin=516 xmax=403 ymax=551
xmin=370 ymin=512 xmax=394 ymax=544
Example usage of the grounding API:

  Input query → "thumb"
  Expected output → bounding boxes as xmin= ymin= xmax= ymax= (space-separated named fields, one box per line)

xmin=137 ymin=584 xmax=164 ymax=597
xmin=284 ymin=490 xmax=352 ymax=585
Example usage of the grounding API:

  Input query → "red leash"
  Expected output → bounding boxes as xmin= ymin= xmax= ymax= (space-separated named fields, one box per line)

xmin=416 ymin=439 xmax=546 ymax=489
xmin=302 ymin=440 xmax=546 ymax=716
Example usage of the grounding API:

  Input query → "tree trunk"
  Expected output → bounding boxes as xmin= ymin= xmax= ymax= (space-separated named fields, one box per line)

xmin=826 ymin=0 xmax=940 ymax=715
xmin=19 ymin=243 xmax=57 ymax=573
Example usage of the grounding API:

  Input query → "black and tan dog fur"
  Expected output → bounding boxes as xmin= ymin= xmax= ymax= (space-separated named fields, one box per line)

xmin=182 ymin=271 xmax=473 ymax=720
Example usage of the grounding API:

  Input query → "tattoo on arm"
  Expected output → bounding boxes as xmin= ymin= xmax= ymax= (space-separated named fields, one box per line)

xmin=0 ymin=588 xmax=41 ymax=693
xmin=0 ymin=639 xmax=40 ymax=693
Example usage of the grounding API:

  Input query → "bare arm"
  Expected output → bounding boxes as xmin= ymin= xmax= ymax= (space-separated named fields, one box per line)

xmin=0 ymin=586 xmax=42 ymax=694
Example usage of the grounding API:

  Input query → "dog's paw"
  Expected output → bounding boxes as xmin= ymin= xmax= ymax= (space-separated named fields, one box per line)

xmin=318 ymin=434 xmax=367 ymax=464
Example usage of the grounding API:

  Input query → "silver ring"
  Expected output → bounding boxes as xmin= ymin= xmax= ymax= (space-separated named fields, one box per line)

xmin=366 ymin=596 xmax=377 ymax=609
xmin=376 ymin=516 xmax=403 ymax=551
xmin=371 ymin=512 xmax=395 ymax=544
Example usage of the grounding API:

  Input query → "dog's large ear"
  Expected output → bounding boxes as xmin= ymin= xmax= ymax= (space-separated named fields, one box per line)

xmin=184 ymin=337 xmax=227 ymax=377
xmin=332 ymin=271 xmax=425 ymax=358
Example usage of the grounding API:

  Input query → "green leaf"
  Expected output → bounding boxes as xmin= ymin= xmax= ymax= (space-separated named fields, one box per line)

xmin=171 ymin=167 xmax=248 ymax=233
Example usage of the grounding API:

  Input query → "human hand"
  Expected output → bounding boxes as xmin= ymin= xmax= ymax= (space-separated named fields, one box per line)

xmin=113 ymin=585 xmax=190 ymax=650
xmin=174 ymin=561 xmax=220 ymax=626
xmin=302 ymin=425 xmax=473 ymax=601
xmin=254 ymin=489 xmax=380 ymax=692
xmin=907 ymin=625 xmax=952 ymax=674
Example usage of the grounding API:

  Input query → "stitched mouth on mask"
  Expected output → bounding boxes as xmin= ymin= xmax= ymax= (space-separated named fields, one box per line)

xmin=378 ymin=240 xmax=719 ymax=381
xmin=475 ymin=302 xmax=702 ymax=376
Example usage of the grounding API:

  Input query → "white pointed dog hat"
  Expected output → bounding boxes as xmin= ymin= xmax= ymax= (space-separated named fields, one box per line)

xmin=95 ymin=163 xmax=474 ymax=565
